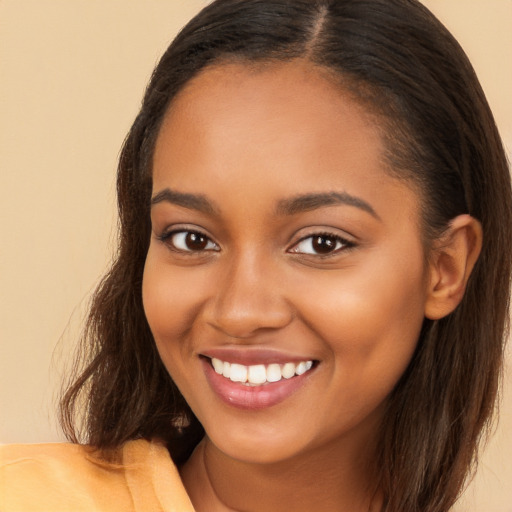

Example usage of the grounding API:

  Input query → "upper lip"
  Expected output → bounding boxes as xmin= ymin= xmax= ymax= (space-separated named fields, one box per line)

xmin=200 ymin=347 xmax=316 ymax=366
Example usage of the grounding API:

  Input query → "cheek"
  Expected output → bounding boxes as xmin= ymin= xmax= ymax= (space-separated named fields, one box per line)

xmin=142 ymin=250 xmax=210 ymax=364
xmin=294 ymin=261 xmax=426 ymax=436
xmin=294 ymin=246 xmax=427 ymax=379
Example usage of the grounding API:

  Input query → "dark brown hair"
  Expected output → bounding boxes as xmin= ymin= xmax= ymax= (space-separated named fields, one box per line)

xmin=60 ymin=1 xmax=512 ymax=510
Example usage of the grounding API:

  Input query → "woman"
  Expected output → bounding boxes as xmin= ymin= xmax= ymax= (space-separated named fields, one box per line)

xmin=2 ymin=0 xmax=511 ymax=511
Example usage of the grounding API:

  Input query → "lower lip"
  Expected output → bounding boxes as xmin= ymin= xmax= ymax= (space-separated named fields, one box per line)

xmin=202 ymin=358 xmax=314 ymax=410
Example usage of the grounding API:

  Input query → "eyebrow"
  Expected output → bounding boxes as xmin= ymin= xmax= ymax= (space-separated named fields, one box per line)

xmin=276 ymin=192 xmax=379 ymax=219
xmin=151 ymin=188 xmax=379 ymax=220
xmin=150 ymin=188 xmax=218 ymax=215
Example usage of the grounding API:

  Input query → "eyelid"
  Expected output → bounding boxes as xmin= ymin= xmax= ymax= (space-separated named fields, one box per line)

xmin=288 ymin=230 xmax=355 ymax=257
xmin=157 ymin=226 xmax=220 ymax=253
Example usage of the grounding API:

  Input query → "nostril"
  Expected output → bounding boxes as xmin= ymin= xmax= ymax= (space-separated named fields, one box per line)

xmin=207 ymin=297 xmax=294 ymax=338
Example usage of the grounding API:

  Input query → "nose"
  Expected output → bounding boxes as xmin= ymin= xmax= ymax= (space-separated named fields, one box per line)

xmin=204 ymin=252 xmax=293 ymax=339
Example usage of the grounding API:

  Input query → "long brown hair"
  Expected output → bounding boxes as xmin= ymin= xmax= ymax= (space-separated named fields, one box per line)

xmin=60 ymin=1 xmax=512 ymax=510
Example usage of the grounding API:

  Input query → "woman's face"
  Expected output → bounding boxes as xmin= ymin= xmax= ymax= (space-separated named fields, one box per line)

xmin=143 ymin=61 xmax=430 ymax=464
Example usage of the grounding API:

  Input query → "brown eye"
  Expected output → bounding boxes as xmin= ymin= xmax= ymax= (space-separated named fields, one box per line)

xmin=291 ymin=233 xmax=351 ymax=256
xmin=166 ymin=231 xmax=218 ymax=252
xmin=312 ymin=235 xmax=338 ymax=254
xmin=185 ymin=232 xmax=208 ymax=250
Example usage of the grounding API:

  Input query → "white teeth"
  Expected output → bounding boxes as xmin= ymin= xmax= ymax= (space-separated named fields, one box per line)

xmin=248 ymin=365 xmax=267 ymax=384
xmin=212 ymin=358 xmax=224 ymax=374
xmin=210 ymin=357 xmax=314 ymax=385
xmin=229 ymin=363 xmax=248 ymax=383
xmin=295 ymin=361 xmax=308 ymax=376
xmin=266 ymin=364 xmax=282 ymax=383
xmin=281 ymin=362 xmax=296 ymax=379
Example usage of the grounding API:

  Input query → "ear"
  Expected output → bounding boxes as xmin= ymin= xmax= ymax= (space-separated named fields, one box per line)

xmin=424 ymin=214 xmax=482 ymax=320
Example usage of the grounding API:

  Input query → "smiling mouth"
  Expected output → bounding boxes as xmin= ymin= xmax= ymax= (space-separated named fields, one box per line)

xmin=208 ymin=357 xmax=315 ymax=386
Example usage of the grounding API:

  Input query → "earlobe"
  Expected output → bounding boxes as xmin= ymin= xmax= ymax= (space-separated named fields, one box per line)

xmin=424 ymin=214 xmax=482 ymax=320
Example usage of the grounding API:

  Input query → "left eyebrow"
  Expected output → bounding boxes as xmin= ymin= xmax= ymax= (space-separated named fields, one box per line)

xmin=276 ymin=192 xmax=380 ymax=220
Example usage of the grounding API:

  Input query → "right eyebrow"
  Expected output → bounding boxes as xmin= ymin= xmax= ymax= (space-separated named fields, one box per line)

xmin=150 ymin=188 xmax=219 ymax=215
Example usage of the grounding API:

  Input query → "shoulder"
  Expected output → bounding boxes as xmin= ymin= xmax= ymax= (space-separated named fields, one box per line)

xmin=0 ymin=439 xmax=195 ymax=511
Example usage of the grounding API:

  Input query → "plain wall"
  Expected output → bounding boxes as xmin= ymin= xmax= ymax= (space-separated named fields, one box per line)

xmin=1 ymin=1 xmax=511 ymax=510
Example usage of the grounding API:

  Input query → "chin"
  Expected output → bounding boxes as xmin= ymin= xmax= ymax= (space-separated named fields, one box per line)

xmin=201 ymin=418 xmax=311 ymax=465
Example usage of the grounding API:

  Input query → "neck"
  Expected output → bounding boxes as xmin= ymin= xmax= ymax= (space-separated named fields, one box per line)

xmin=180 ymin=429 xmax=382 ymax=512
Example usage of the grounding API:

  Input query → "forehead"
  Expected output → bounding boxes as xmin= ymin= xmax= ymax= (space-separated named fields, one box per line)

xmin=158 ymin=60 xmax=382 ymax=145
xmin=152 ymin=60 xmax=419 ymax=224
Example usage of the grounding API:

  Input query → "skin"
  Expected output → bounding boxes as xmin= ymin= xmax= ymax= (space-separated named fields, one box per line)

xmin=142 ymin=61 xmax=481 ymax=512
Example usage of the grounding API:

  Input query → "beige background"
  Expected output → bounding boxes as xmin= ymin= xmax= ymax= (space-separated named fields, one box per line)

xmin=0 ymin=1 xmax=511 ymax=510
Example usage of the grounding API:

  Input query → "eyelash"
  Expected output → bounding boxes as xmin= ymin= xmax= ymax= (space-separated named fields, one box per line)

xmin=289 ymin=232 xmax=354 ymax=257
xmin=157 ymin=229 xmax=219 ymax=253
xmin=158 ymin=229 xmax=354 ymax=257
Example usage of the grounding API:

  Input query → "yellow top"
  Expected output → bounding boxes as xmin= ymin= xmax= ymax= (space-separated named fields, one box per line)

xmin=0 ymin=439 xmax=196 ymax=512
